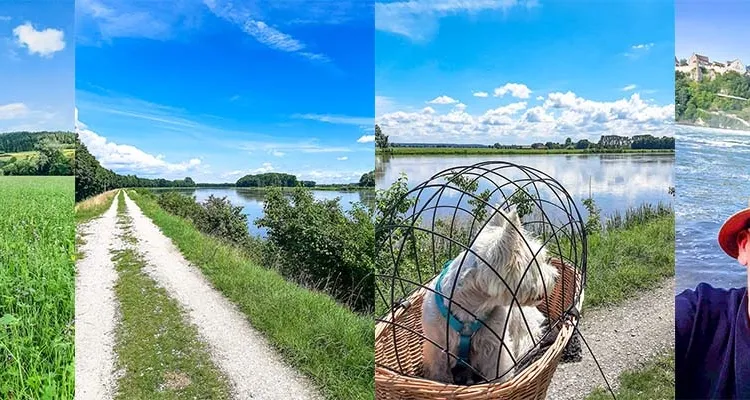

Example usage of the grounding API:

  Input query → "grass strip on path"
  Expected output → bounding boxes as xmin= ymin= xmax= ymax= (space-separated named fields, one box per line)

xmin=75 ymin=189 xmax=118 ymax=223
xmin=128 ymin=189 xmax=374 ymax=400
xmin=585 ymin=215 xmax=674 ymax=308
xmin=586 ymin=352 xmax=675 ymax=400
xmin=0 ymin=176 xmax=75 ymax=399
xmin=112 ymin=191 xmax=232 ymax=400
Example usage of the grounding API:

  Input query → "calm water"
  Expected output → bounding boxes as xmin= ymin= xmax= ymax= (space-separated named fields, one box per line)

xmin=376 ymin=153 xmax=674 ymax=222
xmin=151 ymin=188 xmax=374 ymax=237
xmin=676 ymin=126 xmax=750 ymax=292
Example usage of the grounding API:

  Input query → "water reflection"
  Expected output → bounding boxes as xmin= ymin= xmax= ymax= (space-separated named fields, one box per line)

xmin=150 ymin=187 xmax=374 ymax=237
xmin=376 ymin=153 xmax=674 ymax=220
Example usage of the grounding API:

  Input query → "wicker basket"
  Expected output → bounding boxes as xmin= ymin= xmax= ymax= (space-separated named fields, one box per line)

xmin=375 ymin=259 xmax=581 ymax=400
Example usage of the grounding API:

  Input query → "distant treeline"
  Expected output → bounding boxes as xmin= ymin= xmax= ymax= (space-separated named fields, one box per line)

xmin=0 ymin=131 xmax=76 ymax=152
xmin=75 ymin=138 xmax=196 ymax=201
xmin=0 ymin=131 xmax=75 ymax=176
xmin=76 ymin=136 xmax=376 ymax=201
xmin=375 ymin=124 xmax=673 ymax=151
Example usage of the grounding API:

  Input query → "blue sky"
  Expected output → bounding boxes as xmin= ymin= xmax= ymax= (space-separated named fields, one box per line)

xmin=0 ymin=1 xmax=73 ymax=132
xmin=76 ymin=0 xmax=374 ymax=183
xmin=676 ymin=1 xmax=750 ymax=64
xmin=375 ymin=0 xmax=675 ymax=144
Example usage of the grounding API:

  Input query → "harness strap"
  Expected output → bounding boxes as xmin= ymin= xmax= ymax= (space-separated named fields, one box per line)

xmin=434 ymin=260 xmax=486 ymax=368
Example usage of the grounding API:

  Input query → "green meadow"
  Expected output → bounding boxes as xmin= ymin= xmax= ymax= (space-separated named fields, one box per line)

xmin=0 ymin=176 xmax=75 ymax=399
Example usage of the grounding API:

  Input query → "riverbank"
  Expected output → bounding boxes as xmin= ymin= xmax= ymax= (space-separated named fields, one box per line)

xmin=376 ymin=147 xmax=674 ymax=156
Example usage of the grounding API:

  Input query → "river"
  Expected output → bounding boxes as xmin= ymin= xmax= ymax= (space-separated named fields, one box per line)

xmin=149 ymin=187 xmax=374 ymax=237
xmin=376 ymin=152 xmax=674 ymax=223
xmin=676 ymin=126 xmax=750 ymax=292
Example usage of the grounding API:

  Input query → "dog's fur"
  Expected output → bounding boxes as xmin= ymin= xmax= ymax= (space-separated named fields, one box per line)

xmin=421 ymin=206 xmax=559 ymax=384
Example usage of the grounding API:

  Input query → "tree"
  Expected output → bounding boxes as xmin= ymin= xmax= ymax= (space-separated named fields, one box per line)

xmin=575 ymin=139 xmax=591 ymax=150
xmin=679 ymin=58 xmax=688 ymax=66
xmin=375 ymin=124 xmax=389 ymax=149
xmin=359 ymin=170 xmax=375 ymax=187
xmin=564 ymin=137 xmax=572 ymax=147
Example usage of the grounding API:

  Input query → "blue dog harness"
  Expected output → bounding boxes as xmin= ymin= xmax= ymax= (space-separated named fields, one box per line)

xmin=433 ymin=260 xmax=486 ymax=369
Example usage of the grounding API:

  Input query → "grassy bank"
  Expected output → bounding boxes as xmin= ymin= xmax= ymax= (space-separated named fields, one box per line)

xmin=586 ymin=352 xmax=675 ymax=400
xmin=128 ymin=190 xmax=374 ymax=400
xmin=75 ymin=189 xmax=118 ymax=223
xmin=112 ymin=192 xmax=231 ymax=399
xmin=376 ymin=147 xmax=674 ymax=156
xmin=0 ymin=176 xmax=75 ymax=399
xmin=585 ymin=214 xmax=674 ymax=308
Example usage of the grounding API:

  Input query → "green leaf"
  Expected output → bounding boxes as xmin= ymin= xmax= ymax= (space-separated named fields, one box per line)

xmin=0 ymin=314 xmax=19 ymax=326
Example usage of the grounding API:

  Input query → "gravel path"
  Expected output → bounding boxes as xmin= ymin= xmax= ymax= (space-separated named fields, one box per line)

xmin=122 ymin=192 xmax=320 ymax=400
xmin=75 ymin=192 xmax=121 ymax=400
xmin=546 ymin=280 xmax=675 ymax=400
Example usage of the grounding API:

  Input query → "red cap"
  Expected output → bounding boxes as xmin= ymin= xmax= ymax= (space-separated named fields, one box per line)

xmin=718 ymin=200 xmax=750 ymax=259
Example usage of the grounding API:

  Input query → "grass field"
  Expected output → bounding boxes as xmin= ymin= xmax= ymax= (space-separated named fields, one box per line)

xmin=585 ymin=214 xmax=674 ymax=307
xmin=376 ymin=147 xmax=674 ymax=156
xmin=112 ymin=192 xmax=231 ymax=399
xmin=0 ymin=176 xmax=75 ymax=399
xmin=128 ymin=190 xmax=374 ymax=400
xmin=586 ymin=352 xmax=675 ymax=400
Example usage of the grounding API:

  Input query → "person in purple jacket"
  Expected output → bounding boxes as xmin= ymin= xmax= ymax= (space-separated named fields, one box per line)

xmin=676 ymin=204 xmax=750 ymax=399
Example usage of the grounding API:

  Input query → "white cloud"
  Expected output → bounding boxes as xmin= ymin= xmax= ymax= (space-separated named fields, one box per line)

xmin=337 ymin=156 xmax=348 ymax=161
xmin=221 ymin=163 xmax=275 ymax=179
xmin=473 ymin=91 xmax=489 ymax=98
xmin=77 ymin=120 xmax=203 ymax=177
xmin=493 ymin=83 xmax=532 ymax=99
xmin=204 ymin=0 xmax=329 ymax=62
xmin=427 ymin=95 xmax=458 ymax=104
xmin=625 ymin=42 xmax=654 ymax=58
xmin=631 ymin=43 xmax=654 ymax=50
xmin=376 ymin=91 xmax=673 ymax=143
xmin=0 ymin=16 xmax=11 ymax=22
xmin=270 ymin=150 xmax=286 ymax=157
xmin=13 ymin=23 xmax=65 ymax=57
xmin=376 ymin=0 xmax=538 ymax=41
xmin=536 ymin=95 xmax=544 ymax=101
xmin=293 ymin=113 xmax=372 ymax=125
xmin=622 ymin=84 xmax=637 ymax=91
xmin=0 ymin=103 xmax=30 ymax=120
xmin=357 ymin=135 xmax=375 ymax=143
xmin=0 ymin=102 xmax=62 ymax=132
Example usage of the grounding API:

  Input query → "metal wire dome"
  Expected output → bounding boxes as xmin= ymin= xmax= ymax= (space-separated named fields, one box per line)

xmin=375 ymin=161 xmax=587 ymax=388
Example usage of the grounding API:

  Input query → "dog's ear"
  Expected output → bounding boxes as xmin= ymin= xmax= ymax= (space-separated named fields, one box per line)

xmin=499 ymin=207 xmax=523 ymax=246
xmin=507 ymin=207 xmax=522 ymax=227
xmin=488 ymin=203 xmax=507 ymax=226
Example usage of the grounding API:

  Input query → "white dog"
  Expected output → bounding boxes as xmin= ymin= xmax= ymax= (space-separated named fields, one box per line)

xmin=421 ymin=206 xmax=559 ymax=385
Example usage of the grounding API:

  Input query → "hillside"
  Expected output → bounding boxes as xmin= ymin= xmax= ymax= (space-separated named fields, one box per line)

xmin=676 ymin=70 xmax=750 ymax=130
xmin=0 ymin=131 xmax=76 ymax=176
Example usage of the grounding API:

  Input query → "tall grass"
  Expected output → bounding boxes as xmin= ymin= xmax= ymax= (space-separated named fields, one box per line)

xmin=0 ymin=176 xmax=75 ymax=399
xmin=75 ymin=189 xmax=118 ymax=223
xmin=128 ymin=190 xmax=374 ymax=400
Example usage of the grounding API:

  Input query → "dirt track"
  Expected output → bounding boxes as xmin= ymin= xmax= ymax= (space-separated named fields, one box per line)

xmin=75 ymin=191 xmax=320 ymax=400
xmin=546 ymin=280 xmax=674 ymax=399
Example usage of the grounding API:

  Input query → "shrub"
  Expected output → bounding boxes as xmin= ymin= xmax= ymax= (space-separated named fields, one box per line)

xmin=199 ymin=195 xmax=251 ymax=245
xmin=157 ymin=192 xmax=250 ymax=246
xmin=256 ymin=187 xmax=374 ymax=313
